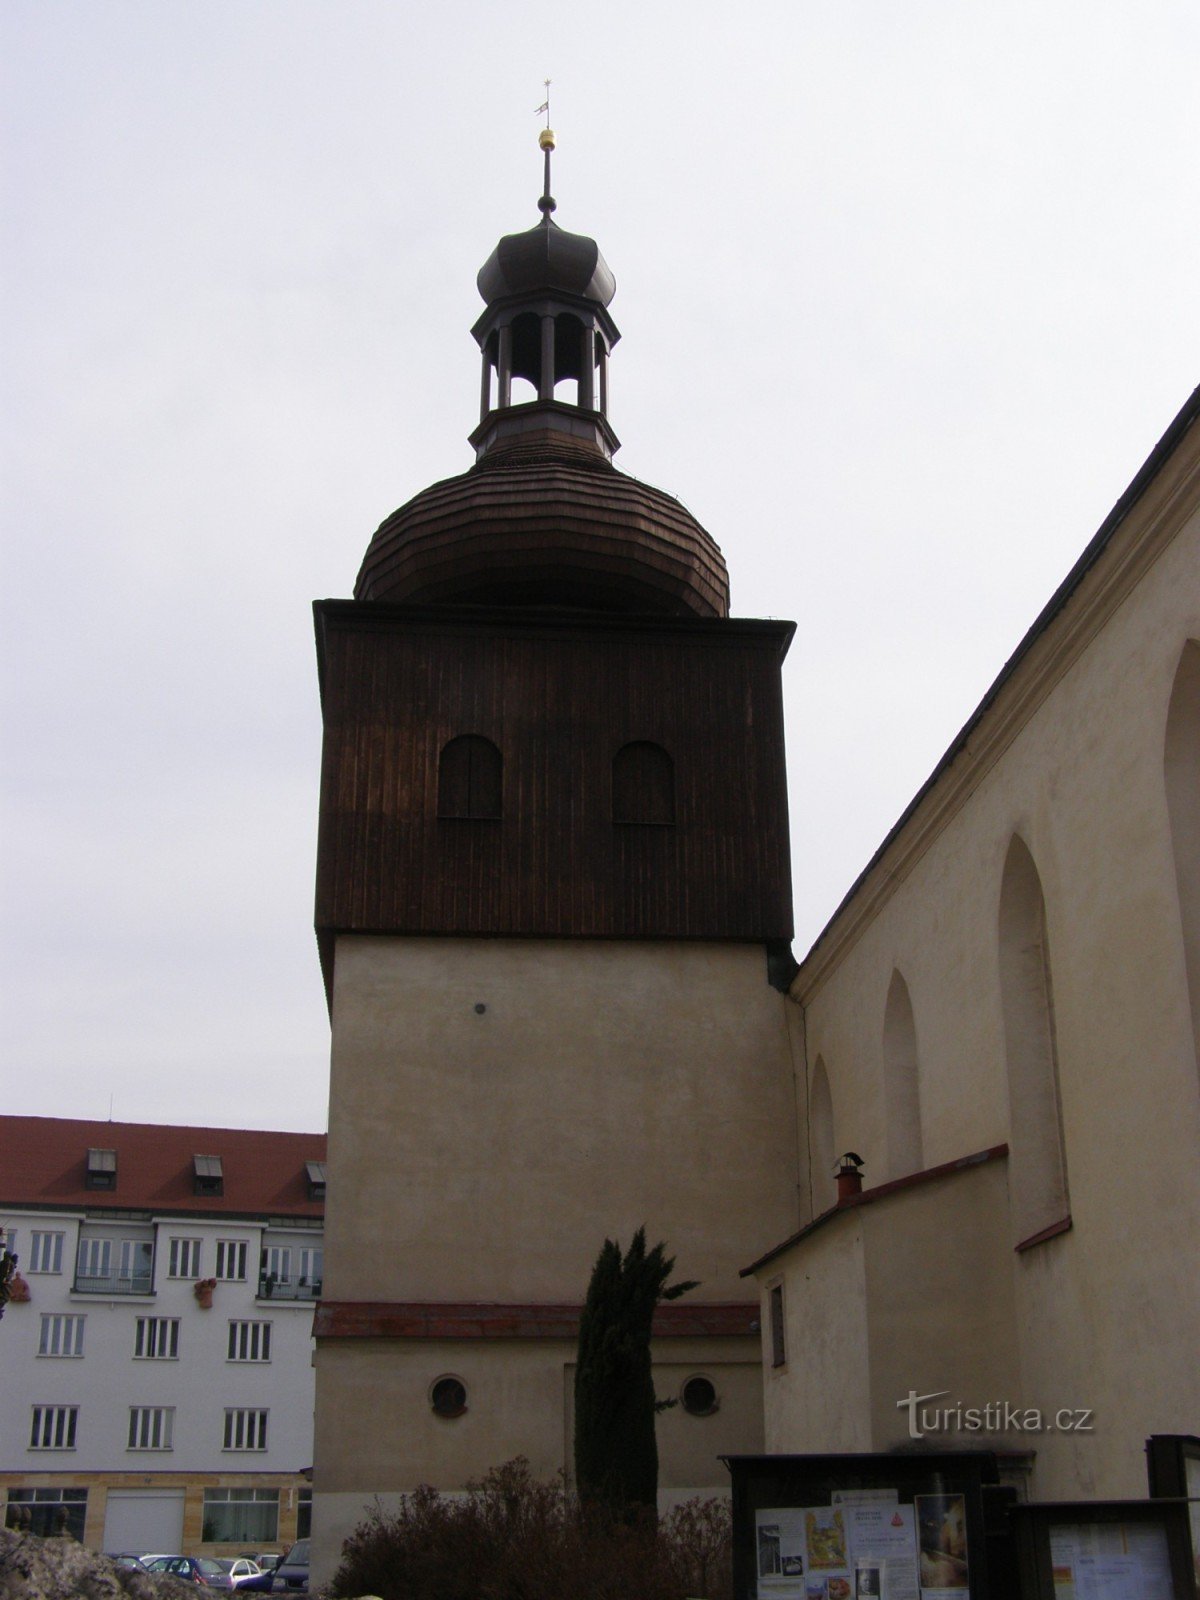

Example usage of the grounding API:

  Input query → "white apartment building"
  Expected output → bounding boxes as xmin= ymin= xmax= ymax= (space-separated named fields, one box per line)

xmin=0 ymin=1116 xmax=325 ymax=1556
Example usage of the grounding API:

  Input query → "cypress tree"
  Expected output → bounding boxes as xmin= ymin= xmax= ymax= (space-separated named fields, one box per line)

xmin=573 ymin=1228 xmax=698 ymax=1517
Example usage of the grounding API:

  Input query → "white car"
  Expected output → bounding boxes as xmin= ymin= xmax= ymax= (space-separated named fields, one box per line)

xmin=222 ymin=1558 xmax=268 ymax=1589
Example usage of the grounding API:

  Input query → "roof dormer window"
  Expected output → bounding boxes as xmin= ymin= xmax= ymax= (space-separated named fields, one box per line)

xmin=193 ymin=1154 xmax=224 ymax=1198
xmin=85 ymin=1148 xmax=117 ymax=1192
xmin=305 ymin=1161 xmax=327 ymax=1203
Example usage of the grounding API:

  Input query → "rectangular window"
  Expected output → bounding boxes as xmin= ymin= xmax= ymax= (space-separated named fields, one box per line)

xmin=201 ymin=1488 xmax=279 ymax=1544
xmin=298 ymin=1247 xmax=323 ymax=1287
xmin=134 ymin=1317 xmax=180 ymax=1360
xmin=223 ymin=1408 xmax=268 ymax=1451
xmin=118 ymin=1238 xmax=152 ymax=1285
xmin=227 ymin=1320 xmax=272 ymax=1363
xmin=38 ymin=1314 xmax=85 ymax=1357
xmin=215 ymin=1240 xmax=247 ymax=1281
xmin=262 ymin=1246 xmax=292 ymax=1284
xmin=29 ymin=1231 xmax=65 ymax=1274
xmin=127 ymin=1406 xmax=174 ymax=1450
xmin=77 ymin=1238 xmax=111 ymax=1280
xmin=193 ymin=1153 xmax=224 ymax=1197
xmin=296 ymin=1488 xmax=312 ymax=1540
xmin=6 ymin=1488 xmax=87 ymax=1540
xmin=769 ymin=1283 xmax=786 ymax=1368
xmin=85 ymin=1147 xmax=117 ymax=1191
xmin=30 ymin=1406 xmax=78 ymax=1450
xmin=168 ymin=1237 xmax=201 ymax=1278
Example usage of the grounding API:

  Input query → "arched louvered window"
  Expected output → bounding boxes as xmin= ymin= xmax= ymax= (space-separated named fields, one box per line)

xmin=438 ymin=735 xmax=502 ymax=820
xmin=882 ymin=969 xmax=923 ymax=1180
xmin=612 ymin=742 xmax=674 ymax=825
xmin=998 ymin=834 xmax=1069 ymax=1246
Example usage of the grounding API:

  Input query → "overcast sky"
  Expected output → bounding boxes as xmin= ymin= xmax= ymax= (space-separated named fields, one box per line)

xmin=3 ymin=1 xmax=1197 ymax=1134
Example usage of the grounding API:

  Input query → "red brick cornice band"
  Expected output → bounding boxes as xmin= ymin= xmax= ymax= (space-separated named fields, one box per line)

xmin=313 ymin=1301 xmax=760 ymax=1341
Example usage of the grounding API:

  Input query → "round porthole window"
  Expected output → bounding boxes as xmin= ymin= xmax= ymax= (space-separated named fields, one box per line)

xmin=430 ymin=1376 xmax=467 ymax=1418
xmin=681 ymin=1375 xmax=718 ymax=1416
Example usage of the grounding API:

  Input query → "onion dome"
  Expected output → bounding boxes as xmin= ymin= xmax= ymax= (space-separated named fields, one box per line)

xmin=355 ymin=433 xmax=729 ymax=617
xmin=476 ymin=218 xmax=616 ymax=310
xmin=355 ymin=126 xmax=730 ymax=617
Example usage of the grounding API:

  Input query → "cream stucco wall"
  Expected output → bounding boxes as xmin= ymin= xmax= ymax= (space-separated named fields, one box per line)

xmin=325 ymin=937 xmax=801 ymax=1304
xmin=761 ymin=1214 xmax=871 ymax=1455
xmin=862 ymin=1156 xmax=1020 ymax=1449
xmin=312 ymin=1335 xmax=761 ymax=1585
xmin=760 ymin=1157 xmax=1020 ymax=1456
xmin=316 ymin=1336 xmax=761 ymax=1496
xmin=314 ymin=937 xmax=800 ymax=1580
xmin=777 ymin=418 xmax=1200 ymax=1497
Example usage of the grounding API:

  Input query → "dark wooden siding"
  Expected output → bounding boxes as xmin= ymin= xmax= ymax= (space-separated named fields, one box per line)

xmin=314 ymin=602 xmax=794 ymax=955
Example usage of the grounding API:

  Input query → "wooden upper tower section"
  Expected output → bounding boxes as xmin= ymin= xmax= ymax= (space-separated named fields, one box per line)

xmin=315 ymin=134 xmax=794 ymax=987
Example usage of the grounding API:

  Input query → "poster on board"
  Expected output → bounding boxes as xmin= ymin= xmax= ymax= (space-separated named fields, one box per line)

xmin=915 ymin=1492 xmax=970 ymax=1596
xmin=754 ymin=1499 xmax=924 ymax=1600
xmin=1047 ymin=1519 xmax=1174 ymax=1600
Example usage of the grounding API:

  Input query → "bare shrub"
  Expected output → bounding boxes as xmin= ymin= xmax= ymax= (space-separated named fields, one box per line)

xmin=329 ymin=1457 xmax=731 ymax=1600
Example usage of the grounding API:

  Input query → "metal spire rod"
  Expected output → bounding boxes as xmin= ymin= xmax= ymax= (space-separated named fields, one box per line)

xmin=536 ymin=79 xmax=556 ymax=217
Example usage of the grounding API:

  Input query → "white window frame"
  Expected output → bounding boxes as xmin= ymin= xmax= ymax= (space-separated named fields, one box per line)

xmin=262 ymin=1245 xmax=292 ymax=1284
xmin=227 ymin=1320 xmax=272 ymax=1363
xmin=298 ymin=1246 xmax=323 ymax=1287
xmin=215 ymin=1239 xmax=248 ymax=1281
xmin=77 ymin=1238 xmax=111 ymax=1279
xmin=134 ymin=1316 xmax=180 ymax=1360
xmin=167 ymin=1237 xmax=201 ymax=1278
xmin=222 ymin=1408 xmax=268 ymax=1451
xmin=38 ymin=1314 xmax=85 ymax=1357
xmin=127 ymin=1406 xmax=174 ymax=1451
xmin=117 ymin=1238 xmax=152 ymax=1284
xmin=29 ymin=1231 xmax=65 ymax=1274
xmin=30 ymin=1406 xmax=78 ymax=1450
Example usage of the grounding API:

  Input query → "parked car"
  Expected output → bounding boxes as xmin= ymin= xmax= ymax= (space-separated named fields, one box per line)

xmin=271 ymin=1538 xmax=310 ymax=1593
xmin=253 ymin=1554 xmax=282 ymax=1572
xmin=224 ymin=1557 xmax=273 ymax=1591
xmin=144 ymin=1555 xmax=235 ymax=1587
xmin=106 ymin=1554 xmax=148 ymax=1570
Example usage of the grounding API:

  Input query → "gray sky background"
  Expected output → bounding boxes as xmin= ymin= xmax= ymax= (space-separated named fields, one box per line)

xmin=3 ymin=1 xmax=1197 ymax=1133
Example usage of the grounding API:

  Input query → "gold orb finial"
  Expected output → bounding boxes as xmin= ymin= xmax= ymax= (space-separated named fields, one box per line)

xmin=539 ymin=127 xmax=556 ymax=152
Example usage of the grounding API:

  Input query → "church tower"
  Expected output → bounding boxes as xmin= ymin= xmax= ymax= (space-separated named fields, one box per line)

xmin=311 ymin=132 xmax=804 ymax=1559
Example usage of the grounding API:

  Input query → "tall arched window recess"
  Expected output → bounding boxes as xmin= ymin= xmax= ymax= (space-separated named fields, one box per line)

xmin=1165 ymin=640 xmax=1200 ymax=1081
xmin=612 ymin=742 xmax=674 ymax=825
xmin=998 ymin=834 xmax=1069 ymax=1247
xmin=809 ymin=1057 xmax=835 ymax=1215
xmin=882 ymin=969 xmax=923 ymax=1180
xmin=438 ymin=735 xmax=502 ymax=820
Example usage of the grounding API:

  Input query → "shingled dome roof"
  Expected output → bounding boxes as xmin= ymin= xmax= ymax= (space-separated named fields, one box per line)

xmin=477 ymin=217 xmax=616 ymax=309
xmin=355 ymin=434 xmax=730 ymax=617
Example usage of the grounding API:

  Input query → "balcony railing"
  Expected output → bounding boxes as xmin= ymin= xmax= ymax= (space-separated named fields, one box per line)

xmin=73 ymin=1269 xmax=153 ymax=1295
xmin=257 ymin=1276 xmax=322 ymax=1302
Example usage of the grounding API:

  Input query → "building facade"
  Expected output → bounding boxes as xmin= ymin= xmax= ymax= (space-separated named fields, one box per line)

xmin=0 ymin=1116 xmax=325 ymax=1555
xmin=747 ymin=384 xmax=1200 ymax=1499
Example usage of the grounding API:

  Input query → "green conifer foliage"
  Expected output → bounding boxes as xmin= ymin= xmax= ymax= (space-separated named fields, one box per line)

xmin=573 ymin=1228 xmax=699 ymax=1517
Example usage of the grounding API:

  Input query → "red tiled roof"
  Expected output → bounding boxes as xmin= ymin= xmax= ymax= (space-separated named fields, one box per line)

xmin=0 ymin=1116 xmax=326 ymax=1219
